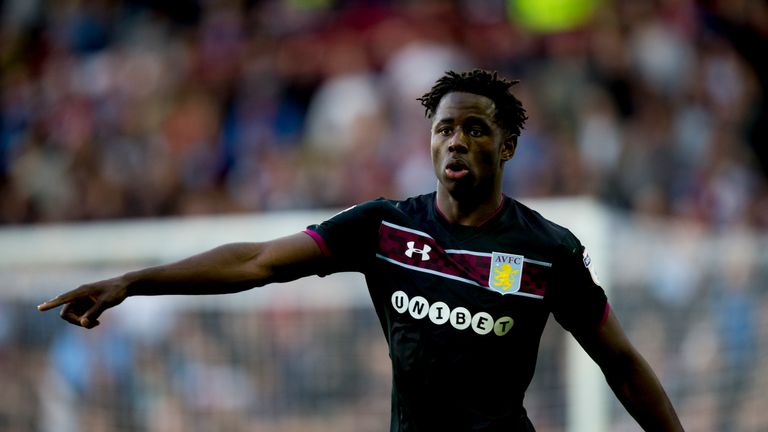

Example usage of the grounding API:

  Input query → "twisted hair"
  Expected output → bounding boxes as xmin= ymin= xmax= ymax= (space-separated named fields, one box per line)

xmin=417 ymin=69 xmax=527 ymax=138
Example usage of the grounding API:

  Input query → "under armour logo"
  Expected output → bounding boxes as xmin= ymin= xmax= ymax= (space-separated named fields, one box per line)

xmin=405 ymin=241 xmax=432 ymax=261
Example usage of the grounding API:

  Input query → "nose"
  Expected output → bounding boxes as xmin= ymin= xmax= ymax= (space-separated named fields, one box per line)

xmin=447 ymin=129 xmax=469 ymax=154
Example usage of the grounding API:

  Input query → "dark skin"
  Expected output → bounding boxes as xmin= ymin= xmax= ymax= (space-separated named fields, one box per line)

xmin=430 ymin=92 xmax=516 ymax=226
xmin=431 ymin=93 xmax=681 ymax=431
xmin=39 ymin=90 xmax=683 ymax=431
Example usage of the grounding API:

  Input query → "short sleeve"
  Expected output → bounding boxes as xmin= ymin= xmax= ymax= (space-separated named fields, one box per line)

xmin=545 ymin=234 xmax=608 ymax=333
xmin=305 ymin=199 xmax=386 ymax=275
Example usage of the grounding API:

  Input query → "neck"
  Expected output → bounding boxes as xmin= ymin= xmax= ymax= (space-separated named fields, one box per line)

xmin=435 ymin=187 xmax=503 ymax=226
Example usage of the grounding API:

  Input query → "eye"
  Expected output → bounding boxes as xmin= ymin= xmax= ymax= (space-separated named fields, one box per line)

xmin=468 ymin=128 xmax=483 ymax=138
xmin=437 ymin=127 xmax=452 ymax=136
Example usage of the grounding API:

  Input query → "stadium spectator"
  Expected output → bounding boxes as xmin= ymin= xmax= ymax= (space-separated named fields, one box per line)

xmin=3 ymin=1 xmax=768 ymax=430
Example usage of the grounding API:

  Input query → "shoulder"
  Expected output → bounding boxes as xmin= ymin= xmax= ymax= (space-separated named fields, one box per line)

xmin=346 ymin=193 xmax=434 ymax=218
xmin=335 ymin=194 xmax=425 ymax=216
xmin=391 ymin=193 xmax=435 ymax=214
xmin=507 ymin=198 xmax=582 ymax=253
xmin=317 ymin=194 xmax=433 ymax=228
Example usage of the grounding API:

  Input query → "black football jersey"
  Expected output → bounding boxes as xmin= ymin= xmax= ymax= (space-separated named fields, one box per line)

xmin=305 ymin=193 xmax=608 ymax=431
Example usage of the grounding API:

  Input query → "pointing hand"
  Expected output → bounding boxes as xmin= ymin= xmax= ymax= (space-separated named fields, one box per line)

xmin=37 ymin=278 xmax=128 ymax=329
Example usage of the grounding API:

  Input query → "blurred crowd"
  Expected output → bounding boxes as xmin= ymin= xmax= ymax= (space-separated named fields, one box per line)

xmin=2 ymin=222 xmax=766 ymax=432
xmin=1 ymin=301 xmax=394 ymax=432
xmin=1 ymin=0 xmax=768 ymax=228
xmin=3 ymin=1 xmax=768 ymax=431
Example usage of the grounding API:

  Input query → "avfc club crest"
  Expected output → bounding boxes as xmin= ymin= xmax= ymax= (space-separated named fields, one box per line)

xmin=489 ymin=252 xmax=524 ymax=295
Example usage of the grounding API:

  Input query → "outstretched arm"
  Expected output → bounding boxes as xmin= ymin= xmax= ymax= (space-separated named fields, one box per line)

xmin=573 ymin=308 xmax=684 ymax=431
xmin=37 ymin=232 xmax=325 ymax=328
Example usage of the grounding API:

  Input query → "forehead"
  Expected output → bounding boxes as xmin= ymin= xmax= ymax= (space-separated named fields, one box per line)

xmin=433 ymin=92 xmax=496 ymax=122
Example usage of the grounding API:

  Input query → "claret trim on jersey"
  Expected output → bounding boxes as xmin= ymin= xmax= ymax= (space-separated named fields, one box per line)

xmin=376 ymin=221 xmax=551 ymax=299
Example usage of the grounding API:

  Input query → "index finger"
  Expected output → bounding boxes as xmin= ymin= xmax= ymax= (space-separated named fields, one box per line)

xmin=37 ymin=290 xmax=81 ymax=312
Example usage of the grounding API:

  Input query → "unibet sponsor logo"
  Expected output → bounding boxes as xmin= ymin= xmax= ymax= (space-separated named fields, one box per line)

xmin=390 ymin=291 xmax=514 ymax=336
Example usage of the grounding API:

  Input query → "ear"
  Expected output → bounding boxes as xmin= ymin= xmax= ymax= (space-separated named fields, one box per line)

xmin=500 ymin=135 xmax=517 ymax=162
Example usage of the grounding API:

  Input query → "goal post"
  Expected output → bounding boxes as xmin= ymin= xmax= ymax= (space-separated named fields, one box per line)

xmin=523 ymin=198 xmax=610 ymax=432
xmin=10 ymin=197 xmax=764 ymax=431
xmin=1 ymin=198 xmax=611 ymax=431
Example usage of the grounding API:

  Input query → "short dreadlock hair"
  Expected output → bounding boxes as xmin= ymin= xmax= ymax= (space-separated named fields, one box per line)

xmin=417 ymin=69 xmax=527 ymax=139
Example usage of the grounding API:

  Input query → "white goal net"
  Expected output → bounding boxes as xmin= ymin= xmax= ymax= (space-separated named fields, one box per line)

xmin=1 ymin=198 xmax=766 ymax=432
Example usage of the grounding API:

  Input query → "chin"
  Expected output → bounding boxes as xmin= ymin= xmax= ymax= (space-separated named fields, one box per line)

xmin=441 ymin=179 xmax=475 ymax=198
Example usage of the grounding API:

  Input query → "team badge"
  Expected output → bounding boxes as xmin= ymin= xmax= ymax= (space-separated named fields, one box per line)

xmin=489 ymin=252 xmax=524 ymax=294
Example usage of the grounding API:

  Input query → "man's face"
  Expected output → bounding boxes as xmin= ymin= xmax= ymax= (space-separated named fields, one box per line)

xmin=430 ymin=92 xmax=515 ymax=198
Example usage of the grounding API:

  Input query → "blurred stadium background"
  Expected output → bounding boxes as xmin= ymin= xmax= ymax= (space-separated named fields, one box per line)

xmin=2 ymin=0 xmax=768 ymax=431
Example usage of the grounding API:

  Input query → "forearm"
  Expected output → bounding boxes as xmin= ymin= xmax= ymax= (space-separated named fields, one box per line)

xmin=576 ymin=311 xmax=683 ymax=432
xmin=603 ymin=352 xmax=683 ymax=431
xmin=38 ymin=232 xmax=323 ymax=328
xmin=124 ymin=242 xmax=271 ymax=296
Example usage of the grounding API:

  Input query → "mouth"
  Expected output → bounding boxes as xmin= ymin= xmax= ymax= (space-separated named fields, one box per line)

xmin=445 ymin=159 xmax=470 ymax=180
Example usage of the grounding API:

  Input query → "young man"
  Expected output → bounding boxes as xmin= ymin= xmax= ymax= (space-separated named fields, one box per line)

xmin=39 ymin=70 xmax=683 ymax=431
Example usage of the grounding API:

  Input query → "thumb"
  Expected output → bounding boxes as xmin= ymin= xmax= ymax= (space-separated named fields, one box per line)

xmin=80 ymin=300 xmax=106 ymax=329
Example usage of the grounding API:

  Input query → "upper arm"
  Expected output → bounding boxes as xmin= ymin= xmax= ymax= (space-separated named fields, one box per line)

xmin=572 ymin=308 xmax=640 ymax=371
xmin=255 ymin=231 xmax=329 ymax=284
